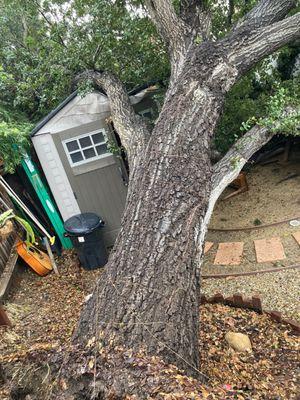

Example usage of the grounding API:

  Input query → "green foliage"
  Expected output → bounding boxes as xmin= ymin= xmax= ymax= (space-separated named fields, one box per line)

xmin=106 ymin=139 xmax=126 ymax=159
xmin=0 ymin=209 xmax=14 ymax=227
xmin=0 ymin=0 xmax=298 ymax=161
xmin=0 ymin=0 xmax=169 ymax=120
xmin=215 ymin=44 xmax=300 ymax=154
xmin=14 ymin=215 xmax=36 ymax=244
xmin=0 ymin=121 xmax=31 ymax=173
xmin=253 ymin=218 xmax=262 ymax=226
xmin=0 ymin=209 xmax=35 ymax=244
xmin=214 ymin=71 xmax=267 ymax=153
xmin=244 ymin=81 xmax=300 ymax=135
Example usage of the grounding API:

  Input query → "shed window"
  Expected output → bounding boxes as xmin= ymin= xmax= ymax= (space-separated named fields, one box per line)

xmin=63 ymin=129 xmax=110 ymax=167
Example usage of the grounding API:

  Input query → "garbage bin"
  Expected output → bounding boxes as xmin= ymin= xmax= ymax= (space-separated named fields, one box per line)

xmin=64 ymin=212 xmax=108 ymax=270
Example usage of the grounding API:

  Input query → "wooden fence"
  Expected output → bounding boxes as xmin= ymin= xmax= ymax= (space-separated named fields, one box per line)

xmin=0 ymin=184 xmax=16 ymax=275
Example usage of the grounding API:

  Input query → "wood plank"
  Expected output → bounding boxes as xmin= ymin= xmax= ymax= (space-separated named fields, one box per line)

xmin=0 ymin=239 xmax=19 ymax=301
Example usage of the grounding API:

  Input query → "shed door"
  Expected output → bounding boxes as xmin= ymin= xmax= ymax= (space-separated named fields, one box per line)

xmin=61 ymin=128 xmax=128 ymax=246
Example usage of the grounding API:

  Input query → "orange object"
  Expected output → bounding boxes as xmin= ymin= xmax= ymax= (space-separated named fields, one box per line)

xmin=16 ymin=241 xmax=52 ymax=276
xmin=223 ymin=172 xmax=249 ymax=200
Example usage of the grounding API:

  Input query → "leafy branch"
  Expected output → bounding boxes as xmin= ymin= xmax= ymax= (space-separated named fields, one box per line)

xmin=0 ymin=121 xmax=31 ymax=173
xmin=241 ymin=81 xmax=300 ymax=136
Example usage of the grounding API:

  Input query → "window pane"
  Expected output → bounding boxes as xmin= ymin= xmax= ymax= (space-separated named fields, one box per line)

xmin=92 ymin=132 xmax=105 ymax=144
xmin=96 ymin=144 xmax=108 ymax=156
xmin=70 ymin=151 xmax=83 ymax=163
xmin=83 ymin=148 xmax=96 ymax=159
xmin=66 ymin=140 xmax=79 ymax=152
xmin=79 ymin=136 xmax=92 ymax=148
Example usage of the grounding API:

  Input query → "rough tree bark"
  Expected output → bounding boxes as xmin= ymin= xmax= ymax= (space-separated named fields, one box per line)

xmin=58 ymin=1 xmax=300 ymax=398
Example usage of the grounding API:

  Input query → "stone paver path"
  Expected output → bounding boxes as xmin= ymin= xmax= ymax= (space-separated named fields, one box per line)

xmin=292 ymin=231 xmax=300 ymax=246
xmin=204 ymin=232 xmax=299 ymax=266
xmin=254 ymin=237 xmax=286 ymax=263
xmin=214 ymin=242 xmax=244 ymax=266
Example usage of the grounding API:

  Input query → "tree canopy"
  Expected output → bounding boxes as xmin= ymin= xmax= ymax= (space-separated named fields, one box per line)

xmin=0 ymin=0 xmax=299 ymax=170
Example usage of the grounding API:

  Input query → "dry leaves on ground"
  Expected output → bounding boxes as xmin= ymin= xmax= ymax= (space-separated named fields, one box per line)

xmin=0 ymin=253 xmax=299 ymax=399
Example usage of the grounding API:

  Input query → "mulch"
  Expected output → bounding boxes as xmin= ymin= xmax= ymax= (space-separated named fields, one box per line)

xmin=0 ymin=251 xmax=101 ymax=357
xmin=199 ymin=303 xmax=299 ymax=399
xmin=0 ymin=252 xmax=299 ymax=399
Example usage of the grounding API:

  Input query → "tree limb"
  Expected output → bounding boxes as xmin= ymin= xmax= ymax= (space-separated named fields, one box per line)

xmin=75 ymin=70 xmax=150 ymax=167
xmin=196 ymin=125 xmax=273 ymax=258
xmin=228 ymin=12 xmax=300 ymax=75
xmin=227 ymin=0 xmax=235 ymax=27
xmin=32 ymin=0 xmax=68 ymax=49
xmin=179 ymin=0 xmax=211 ymax=40
xmin=236 ymin=0 xmax=296 ymax=30
xmin=212 ymin=125 xmax=272 ymax=194
xmin=144 ymin=0 xmax=189 ymax=82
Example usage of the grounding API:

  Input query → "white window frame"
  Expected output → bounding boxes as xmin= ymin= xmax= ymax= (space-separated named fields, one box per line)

xmin=62 ymin=129 xmax=111 ymax=167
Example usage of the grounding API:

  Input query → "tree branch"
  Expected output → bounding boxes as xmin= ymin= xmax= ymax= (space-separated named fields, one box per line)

xmin=236 ymin=0 xmax=296 ymax=30
xmin=33 ymin=0 xmax=68 ymax=49
xmin=144 ymin=0 xmax=189 ymax=82
xmin=227 ymin=0 xmax=235 ymax=27
xmin=75 ymin=71 xmax=150 ymax=168
xmin=179 ymin=0 xmax=211 ymax=40
xmin=198 ymin=125 xmax=273 ymax=255
xmin=212 ymin=125 xmax=272 ymax=194
xmin=228 ymin=12 xmax=300 ymax=75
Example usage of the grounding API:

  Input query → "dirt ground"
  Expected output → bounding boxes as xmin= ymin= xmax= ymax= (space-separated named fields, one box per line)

xmin=0 ymin=252 xmax=100 ymax=358
xmin=0 ymin=268 xmax=299 ymax=400
xmin=202 ymin=151 xmax=300 ymax=323
xmin=203 ymin=158 xmax=300 ymax=275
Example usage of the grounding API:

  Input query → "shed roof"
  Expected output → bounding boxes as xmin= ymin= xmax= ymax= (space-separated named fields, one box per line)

xmin=31 ymin=91 xmax=78 ymax=136
xmin=31 ymin=80 xmax=160 ymax=137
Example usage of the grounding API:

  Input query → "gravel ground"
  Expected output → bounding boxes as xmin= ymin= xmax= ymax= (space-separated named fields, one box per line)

xmin=201 ymin=268 xmax=300 ymax=322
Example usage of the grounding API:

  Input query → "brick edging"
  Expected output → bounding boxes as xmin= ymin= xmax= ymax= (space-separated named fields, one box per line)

xmin=201 ymin=293 xmax=300 ymax=335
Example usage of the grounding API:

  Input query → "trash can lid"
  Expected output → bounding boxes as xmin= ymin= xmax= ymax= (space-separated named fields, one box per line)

xmin=64 ymin=213 xmax=103 ymax=235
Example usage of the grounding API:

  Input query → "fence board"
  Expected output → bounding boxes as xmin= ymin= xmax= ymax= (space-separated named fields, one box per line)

xmin=0 ymin=183 xmax=16 ymax=275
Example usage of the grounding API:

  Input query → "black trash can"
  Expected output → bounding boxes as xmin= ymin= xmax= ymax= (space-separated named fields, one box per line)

xmin=64 ymin=212 xmax=108 ymax=270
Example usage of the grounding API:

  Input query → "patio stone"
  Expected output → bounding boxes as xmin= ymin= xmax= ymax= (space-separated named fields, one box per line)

xmin=254 ymin=237 xmax=286 ymax=263
xmin=214 ymin=242 xmax=244 ymax=265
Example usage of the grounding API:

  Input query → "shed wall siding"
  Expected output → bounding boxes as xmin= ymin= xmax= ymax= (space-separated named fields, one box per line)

xmin=52 ymin=121 xmax=127 ymax=246
xmin=32 ymin=134 xmax=81 ymax=221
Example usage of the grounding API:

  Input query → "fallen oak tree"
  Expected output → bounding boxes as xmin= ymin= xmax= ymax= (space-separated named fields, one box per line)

xmin=51 ymin=1 xmax=300 ymax=398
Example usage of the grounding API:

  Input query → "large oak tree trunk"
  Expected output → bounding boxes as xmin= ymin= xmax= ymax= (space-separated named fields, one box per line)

xmin=74 ymin=78 xmax=224 ymax=375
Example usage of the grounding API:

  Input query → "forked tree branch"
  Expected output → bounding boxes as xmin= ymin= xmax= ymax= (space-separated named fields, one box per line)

xmin=228 ymin=12 xmax=300 ymax=75
xmin=236 ymin=0 xmax=296 ymax=30
xmin=144 ymin=0 xmax=189 ymax=82
xmin=75 ymin=70 xmax=150 ymax=167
